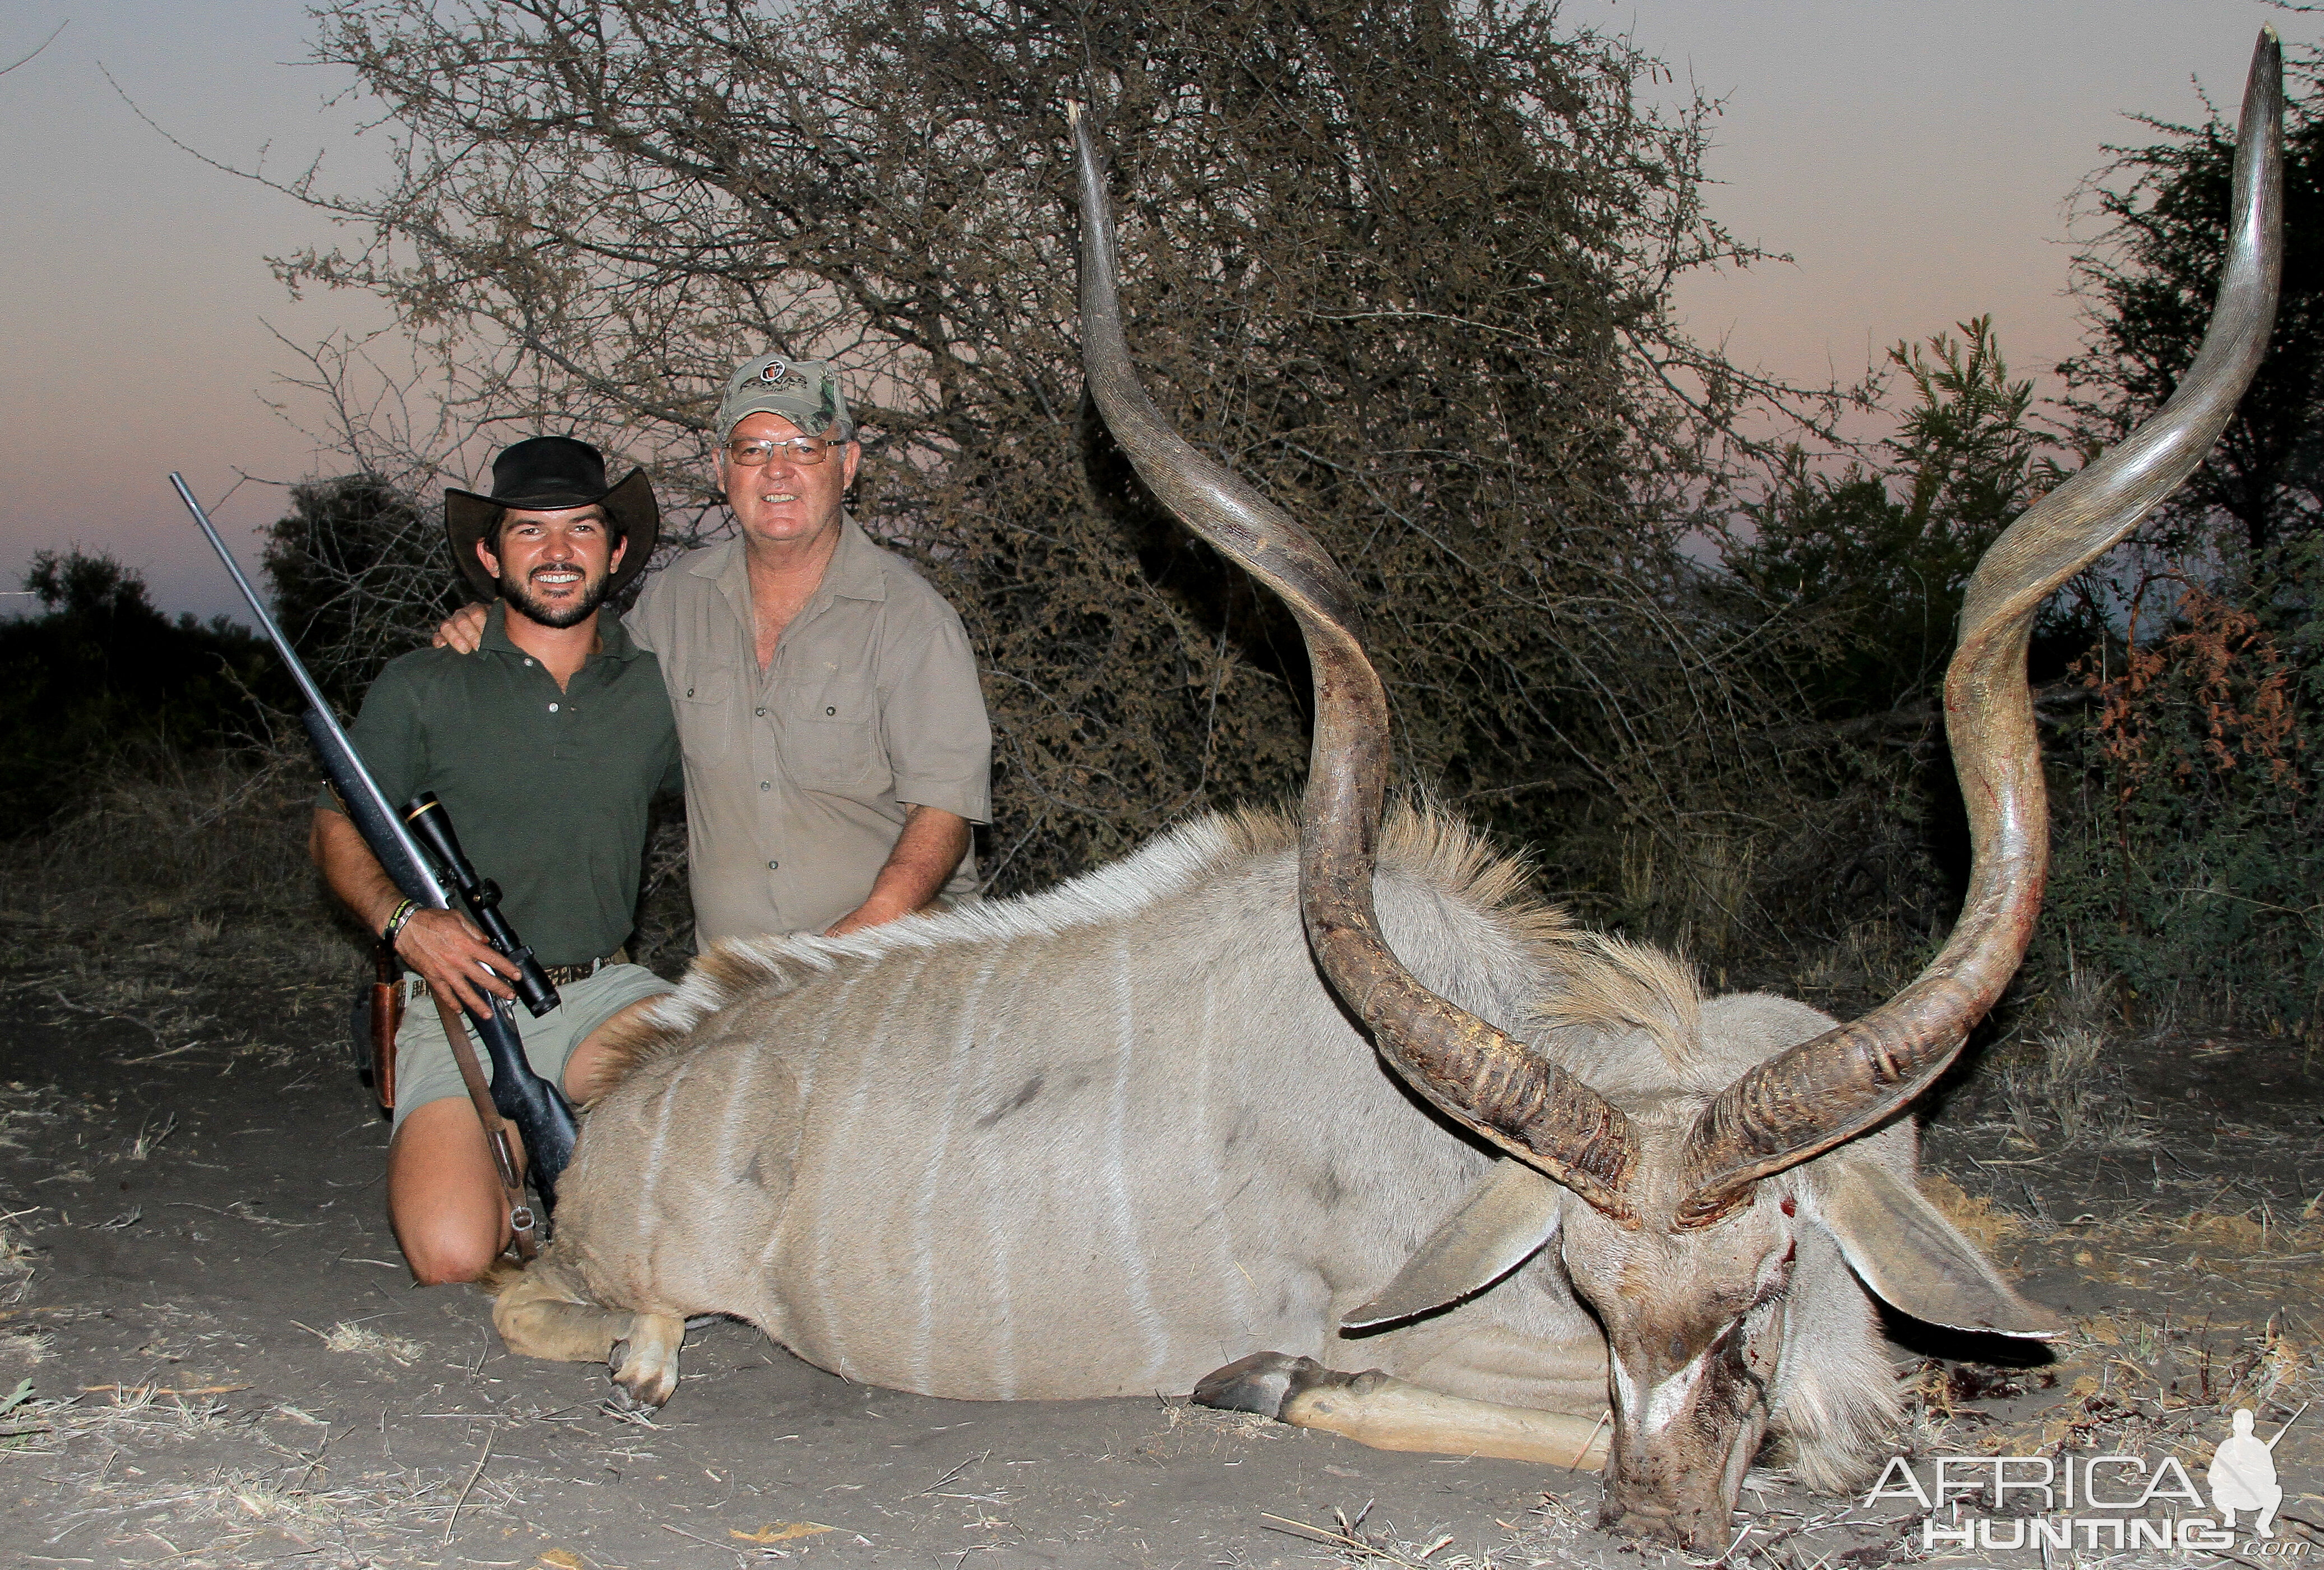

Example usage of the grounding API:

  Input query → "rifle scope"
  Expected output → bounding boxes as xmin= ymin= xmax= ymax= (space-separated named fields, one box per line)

xmin=402 ymin=792 xmax=560 ymax=1018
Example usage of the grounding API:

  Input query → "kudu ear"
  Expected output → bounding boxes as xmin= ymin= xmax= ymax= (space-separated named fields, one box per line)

xmin=1342 ymin=1160 xmax=1564 ymax=1331
xmin=1814 ymin=1162 xmax=2063 ymax=1338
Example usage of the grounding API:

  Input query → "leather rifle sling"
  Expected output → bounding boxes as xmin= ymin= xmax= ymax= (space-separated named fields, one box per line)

xmin=428 ymin=993 xmax=541 ymax=1261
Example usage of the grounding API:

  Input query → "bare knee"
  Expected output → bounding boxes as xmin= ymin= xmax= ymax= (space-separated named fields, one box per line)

xmin=400 ymin=1221 xmax=504 ymax=1285
xmin=387 ymin=1098 xmax=511 ymax=1284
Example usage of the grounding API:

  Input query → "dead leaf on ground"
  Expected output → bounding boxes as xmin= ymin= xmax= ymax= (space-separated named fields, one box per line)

xmin=731 ymin=1521 xmax=834 ymax=1543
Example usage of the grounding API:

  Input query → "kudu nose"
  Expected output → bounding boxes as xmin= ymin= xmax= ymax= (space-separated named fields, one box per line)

xmin=1600 ymin=1495 xmax=1729 ymax=1551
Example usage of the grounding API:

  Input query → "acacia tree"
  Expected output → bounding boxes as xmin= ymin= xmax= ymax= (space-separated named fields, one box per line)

xmin=275 ymin=0 xmax=1823 ymax=926
xmin=1705 ymin=320 xmax=2097 ymax=942
xmin=0 ymin=553 xmax=280 ymax=828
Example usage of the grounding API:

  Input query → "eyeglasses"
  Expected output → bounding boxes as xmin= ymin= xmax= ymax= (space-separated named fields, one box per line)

xmin=726 ymin=436 xmax=838 ymax=466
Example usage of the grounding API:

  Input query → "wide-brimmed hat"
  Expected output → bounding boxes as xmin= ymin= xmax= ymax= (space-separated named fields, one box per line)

xmin=443 ymin=436 xmax=660 ymax=603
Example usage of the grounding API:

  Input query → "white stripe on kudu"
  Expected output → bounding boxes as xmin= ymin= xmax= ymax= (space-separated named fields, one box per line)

xmin=909 ymin=948 xmax=998 ymax=1391
xmin=973 ymin=936 xmax=1045 ymax=1400
xmin=1106 ymin=929 xmax=1163 ymax=1383
xmin=630 ymin=1053 xmax=697 ymax=1239
xmin=810 ymin=948 xmax=934 ymax=1380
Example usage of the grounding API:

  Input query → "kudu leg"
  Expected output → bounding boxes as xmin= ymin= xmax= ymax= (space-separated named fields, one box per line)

xmin=607 ymin=1312 xmax=686 ymax=1410
xmin=1195 ymin=1351 xmax=1610 ymax=1470
xmin=491 ymin=1267 xmax=687 ymax=1409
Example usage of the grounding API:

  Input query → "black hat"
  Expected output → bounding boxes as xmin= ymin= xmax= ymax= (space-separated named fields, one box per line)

xmin=444 ymin=436 xmax=660 ymax=603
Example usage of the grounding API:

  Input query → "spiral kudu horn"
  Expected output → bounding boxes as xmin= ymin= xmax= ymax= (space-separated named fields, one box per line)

xmin=1068 ymin=106 xmax=1641 ymax=1222
xmin=1675 ymin=31 xmax=2284 ymax=1231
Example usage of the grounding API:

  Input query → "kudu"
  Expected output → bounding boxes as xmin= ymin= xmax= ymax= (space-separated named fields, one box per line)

xmin=489 ymin=37 xmax=2282 ymax=1547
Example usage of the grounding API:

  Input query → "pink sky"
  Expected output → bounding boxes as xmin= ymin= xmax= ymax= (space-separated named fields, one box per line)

xmin=0 ymin=1 xmax=2306 ymax=624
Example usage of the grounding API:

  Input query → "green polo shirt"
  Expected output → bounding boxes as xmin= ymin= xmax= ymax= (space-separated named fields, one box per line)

xmin=320 ymin=603 xmax=682 ymax=966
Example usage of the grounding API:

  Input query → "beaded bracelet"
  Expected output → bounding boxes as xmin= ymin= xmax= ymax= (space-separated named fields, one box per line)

xmin=381 ymin=898 xmax=420 ymax=949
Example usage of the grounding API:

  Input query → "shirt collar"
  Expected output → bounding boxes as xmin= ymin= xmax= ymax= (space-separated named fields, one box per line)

xmin=704 ymin=515 xmax=890 ymax=627
xmin=821 ymin=515 xmax=889 ymax=604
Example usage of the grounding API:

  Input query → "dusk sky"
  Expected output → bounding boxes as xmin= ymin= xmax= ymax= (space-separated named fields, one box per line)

xmin=0 ymin=1 xmax=2309 ymax=625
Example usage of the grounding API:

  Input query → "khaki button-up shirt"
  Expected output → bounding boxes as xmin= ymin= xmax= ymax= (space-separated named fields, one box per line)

xmin=626 ymin=519 xmax=992 ymax=943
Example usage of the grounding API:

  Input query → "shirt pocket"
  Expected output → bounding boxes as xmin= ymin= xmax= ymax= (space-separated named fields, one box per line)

xmin=674 ymin=672 xmax=733 ymax=768
xmin=782 ymin=673 xmax=884 ymax=791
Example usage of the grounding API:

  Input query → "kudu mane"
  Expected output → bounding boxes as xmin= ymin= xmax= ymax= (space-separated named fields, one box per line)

xmin=590 ymin=798 xmax=1705 ymax=1098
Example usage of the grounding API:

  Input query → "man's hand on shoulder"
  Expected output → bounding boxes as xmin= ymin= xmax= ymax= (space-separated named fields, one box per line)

xmin=433 ymin=602 xmax=489 ymax=654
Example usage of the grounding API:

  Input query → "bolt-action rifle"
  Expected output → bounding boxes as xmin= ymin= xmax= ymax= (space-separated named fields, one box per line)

xmin=170 ymin=474 xmax=579 ymax=1216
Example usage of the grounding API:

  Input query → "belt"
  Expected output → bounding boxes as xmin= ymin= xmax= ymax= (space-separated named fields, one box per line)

xmin=403 ymin=947 xmax=629 ymax=1003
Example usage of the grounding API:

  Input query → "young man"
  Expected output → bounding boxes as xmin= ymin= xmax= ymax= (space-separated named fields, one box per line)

xmin=439 ymin=357 xmax=992 ymax=943
xmin=313 ymin=437 xmax=681 ymax=1283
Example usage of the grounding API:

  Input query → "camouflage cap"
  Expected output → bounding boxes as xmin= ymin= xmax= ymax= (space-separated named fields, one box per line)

xmin=713 ymin=354 xmax=854 ymax=442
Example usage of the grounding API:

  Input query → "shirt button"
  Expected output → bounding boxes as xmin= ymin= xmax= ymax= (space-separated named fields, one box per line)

xmin=755 ymin=706 xmax=766 ymax=717
xmin=824 ymin=705 xmax=837 ymax=715
xmin=686 ymin=687 xmax=695 ymax=698
xmin=548 ymin=702 xmax=559 ymax=712
xmin=523 ymin=658 xmax=534 ymax=667
xmin=767 ymin=860 xmax=779 ymax=871
xmin=760 ymin=781 xmax=770 ymax=791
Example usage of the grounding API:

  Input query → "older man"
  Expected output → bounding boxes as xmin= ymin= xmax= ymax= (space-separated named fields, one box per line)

xmin=319 ymin=437 xmax=681 ymax=1282
xmin=442 ymin=357 xmax=990 ymax=942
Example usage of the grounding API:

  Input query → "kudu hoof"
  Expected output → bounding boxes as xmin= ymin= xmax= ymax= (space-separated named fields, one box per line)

xmin=603 ymin=1313 xmax=686 ymax=1410
xmin=1193 ymin=1351 xmax=1373 ymax=1419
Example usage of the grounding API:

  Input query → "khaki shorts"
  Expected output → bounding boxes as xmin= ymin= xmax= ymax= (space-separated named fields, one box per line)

xmin=390 ymin=962 xmax=675 ymax=1131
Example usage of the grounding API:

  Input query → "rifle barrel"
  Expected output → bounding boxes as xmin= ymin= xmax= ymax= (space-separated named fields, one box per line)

xmin=170 ymin=473 xmax=448 ymax=909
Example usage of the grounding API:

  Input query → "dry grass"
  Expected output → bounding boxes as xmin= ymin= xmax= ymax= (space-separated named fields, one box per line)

xmin=1942 ymin=1308 xmax=2322 ymax=1471
xmin=0 ymin=743 xmax=356 ymax=990
xmin=6 ymin=1372 xmax=512 ymax=1567
xmin=0 ymin=1380 xmax=235 ymax=1458
xmin=1917 ymin=1171 xmax=2028 ymax=1253
xmin=1786 ymin=915 xmax=1926 ymax=1008
xmin=0 ymin=747 xmax=372 ymax=1107
xmin=31 ymin=1427 xmax=484 ymax=1566
xmin=1968 ymin=964 xmax=2165 ymax=1156
xmin=0 ymin=1087 xmax=66 ymax=1307
xmin=299 ymin=1320 xmax=423 ymax=1365
xmin=0 ymin=1328 xmax=54 ymax=1364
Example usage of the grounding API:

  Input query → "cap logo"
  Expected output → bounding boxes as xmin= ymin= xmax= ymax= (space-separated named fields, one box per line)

xmin=750 ymin=358 xmax=809 ymax=391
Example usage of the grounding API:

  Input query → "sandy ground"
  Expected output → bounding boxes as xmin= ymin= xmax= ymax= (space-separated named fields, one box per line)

xmin=0 ymin=917 xmax=2318 ymax=1569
